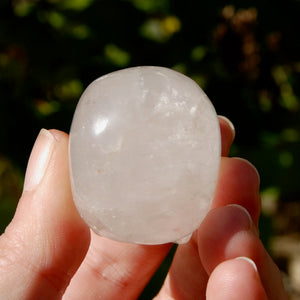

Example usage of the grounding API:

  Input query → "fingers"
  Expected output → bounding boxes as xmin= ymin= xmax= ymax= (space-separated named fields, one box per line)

xmin=216 ymin=116 xmax=261 ymax=225
xmin=0 ymin=129 xmax=172 ymax=300
xmin=63 ymin=230 xmax=172 ymax=299
xmin=212 ymin=157 xmax=261 ymax=226
xmin=155 ymin=117 xmax=259 ymax=299
xmin=0 ymin=116 xmax=272 ymax=300
xmin=0 ymin=129 xmax=90 ymax=299
xmin=218 ymin=116 xmax=235 ymax=156
xmin=154 ymin=240 xmax=208 ymax=299
xmin=158 ymin=116 xmax=286 ymax=299
xmin=155 ymin=161 xmax=259 ymax=299
xmin=63 ymin=115 xmax=237 ymax=299
xmin=217 ymin=116 xmax=261 ymax=223
xmin=198 ymin=205 xmax=288 ymax=300
xmin=206 ymin=257 xmax=268 ymax=300
xmin=199 ymin=120 xmax=286 ymax=300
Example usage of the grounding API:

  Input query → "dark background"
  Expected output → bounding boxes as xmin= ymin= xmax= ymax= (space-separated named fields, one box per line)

xmin=1 ymin=0 xmax=300 ymax=298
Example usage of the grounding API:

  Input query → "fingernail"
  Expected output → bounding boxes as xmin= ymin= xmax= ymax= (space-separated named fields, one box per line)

xmin=23 ymin=129 xmax=56 ymax=192
xmin=227 ymin=204 xmax=253 ymax=223
xmin=227 ymin=204 xmax=259 ymax=236
xmin=235 ymin=256 xmax=258 ymax=273
xmin=219 ymin=115 xmax=235 ymax=138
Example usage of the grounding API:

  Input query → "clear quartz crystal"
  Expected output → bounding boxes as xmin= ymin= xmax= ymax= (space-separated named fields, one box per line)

xmin=69 ymin=66 xmax=221 ymax=245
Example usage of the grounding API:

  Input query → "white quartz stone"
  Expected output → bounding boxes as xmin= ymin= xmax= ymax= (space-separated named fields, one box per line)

xmin=69 ymin=66 xmax=221 ymax=245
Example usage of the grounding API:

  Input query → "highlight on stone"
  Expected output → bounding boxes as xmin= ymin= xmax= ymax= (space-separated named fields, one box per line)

xmin=69 ymin=66 xmax=221 ymax=245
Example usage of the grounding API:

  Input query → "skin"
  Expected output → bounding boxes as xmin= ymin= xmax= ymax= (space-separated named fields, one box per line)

xmin=0 ymin=116 xmax=288 ymax=299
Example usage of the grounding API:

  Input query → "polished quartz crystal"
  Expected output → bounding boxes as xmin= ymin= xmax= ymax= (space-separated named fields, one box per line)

xmin=69 ymin=66 xmax=221 ymax=245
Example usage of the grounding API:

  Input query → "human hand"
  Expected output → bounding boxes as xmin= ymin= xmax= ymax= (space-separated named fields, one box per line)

xmin=0 ymin=117 xmax=288 ymax=299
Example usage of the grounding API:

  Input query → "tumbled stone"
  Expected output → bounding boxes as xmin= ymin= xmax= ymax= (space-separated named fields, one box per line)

xmin=69 ymin=66 xmax=221 ymax=244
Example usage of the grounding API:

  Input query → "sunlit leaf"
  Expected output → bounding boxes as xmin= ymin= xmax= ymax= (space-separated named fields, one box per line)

xmin=54 ymin=79 xmax=83 ymax=100
xmin=127 ymin=0 xmax=169 ymax=13
xmin=13 ymin=0 xmax=35 ymax=17
xmin=34 ymin=99 xmax=60 ymax=116
xmin=71 ymin=24 xmax=91 ymax=39
xmin=161 ymin=16 xmax=181 ymax=35
xmin=272 ymin=66 xmax=299 ymax=111
xmin=261 ymin=187 xmax=280 ymax=216
xmin=191 ymin=46 xmax=207 ymax=62
xmin=59 ymin=0 xmax=94 ymax=11
xmin=279 ymin=151 xmax=294 ymax=168
xmin=45 ymin=11 xmax=66 ymax=29
xmin=104 ymin=44 xmax=131 ymax=67
xmin=140 ymin=16 xmax=181 ymax=42
xmin=281 ymin=128 xmax=299 ymax=143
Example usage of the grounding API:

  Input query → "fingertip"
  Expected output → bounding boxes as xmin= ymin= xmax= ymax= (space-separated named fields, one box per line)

xmin=218 ymin=116 xmax=235 ymax=156
xmin=23 ymin=129 xmax=56 ymax=193
xmin=207 ymin=258 xmax=267 ymax=300
xmin=214 ymin=157 xmax=261 ymax=225
xmin=231 ymin=157 xmax=260 ymax=185
xmin=218 ymin=116 xmax=235 ymax=139
xmin=48 ymin=129 xmax=69 ymax=141
xmin=23 ymin=129 xmax=70 ymax=193
xmin=0 ymin=128 xmax=89 ymax=299
xmin=235 ymin=256 xmax=258 ymax=272
xmin=198 ymin=204 xmax=288 ymax=300
xmin=197 ymin=204 xmax=257 ymax=274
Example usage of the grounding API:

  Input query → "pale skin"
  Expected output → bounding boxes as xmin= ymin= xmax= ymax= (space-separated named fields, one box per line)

xmin=0 ymin=117 xmax=288 ymax=299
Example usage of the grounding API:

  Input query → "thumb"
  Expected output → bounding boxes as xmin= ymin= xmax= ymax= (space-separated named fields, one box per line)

xmin=0 ymin=129 xmax=90 ymax=299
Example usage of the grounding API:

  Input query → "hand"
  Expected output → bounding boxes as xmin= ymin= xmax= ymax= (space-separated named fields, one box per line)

xmin=0 ymin=117 xmax=288 ymax=299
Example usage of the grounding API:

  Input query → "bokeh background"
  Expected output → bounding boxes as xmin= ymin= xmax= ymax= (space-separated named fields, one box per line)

xmin=1 ymin=0 xmax=300 ymax=298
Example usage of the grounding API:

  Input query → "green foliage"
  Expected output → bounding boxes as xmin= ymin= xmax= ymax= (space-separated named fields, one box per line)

xmin=0 ymin=0 xmax=300 ymax=295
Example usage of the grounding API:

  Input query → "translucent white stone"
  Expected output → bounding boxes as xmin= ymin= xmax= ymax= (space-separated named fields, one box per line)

xmin=69 ymin=66 xmax=221 ymax=245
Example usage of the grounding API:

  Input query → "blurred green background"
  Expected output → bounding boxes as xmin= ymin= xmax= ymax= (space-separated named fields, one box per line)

xmin=1 ymin=0 xmax=300 ymax=298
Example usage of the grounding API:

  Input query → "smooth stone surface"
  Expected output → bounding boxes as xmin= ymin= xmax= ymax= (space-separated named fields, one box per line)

xmin=69 ymin=66 xmax=221 ymax=245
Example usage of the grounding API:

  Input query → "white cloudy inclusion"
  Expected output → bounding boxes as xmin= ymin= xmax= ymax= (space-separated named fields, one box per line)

xmin=69 ymin=66 xmax=221 ymax=245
